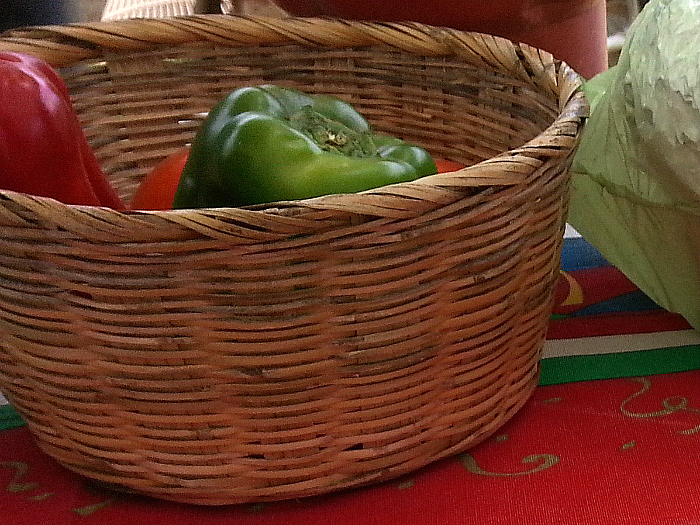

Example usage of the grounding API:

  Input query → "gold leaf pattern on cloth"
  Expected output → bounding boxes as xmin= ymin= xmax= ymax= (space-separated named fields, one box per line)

xmin=0 ymin=461 xmax=37 ymax=493
xmin=459 ymin=453 xmax=560 ymax=477
xmin=621 ymin=441 xmax=636 ymax=450
xmin=621 ymin=377 xmax=700 ymax=435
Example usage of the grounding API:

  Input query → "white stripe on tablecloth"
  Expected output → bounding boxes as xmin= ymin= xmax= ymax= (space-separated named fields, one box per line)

xmin=543 ymin=329 xmax=700 ymax=358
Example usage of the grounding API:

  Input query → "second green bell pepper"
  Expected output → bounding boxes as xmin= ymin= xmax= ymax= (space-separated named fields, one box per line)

xmin=172 ymin=85 xmax=437 ymax=208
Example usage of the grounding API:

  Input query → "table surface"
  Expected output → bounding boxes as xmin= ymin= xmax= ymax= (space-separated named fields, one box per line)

xmin=2 ymin=230 xmax=700 ymax=524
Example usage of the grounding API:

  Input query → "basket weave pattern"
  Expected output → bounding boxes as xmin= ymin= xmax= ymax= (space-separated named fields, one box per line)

xmin=0 ymin=16 xmax=587 ymax=504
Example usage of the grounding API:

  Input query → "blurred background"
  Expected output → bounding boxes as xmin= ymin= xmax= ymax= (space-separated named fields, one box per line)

xmin=2 ymin=0 xmax=646 ymax=68
xmin=80 ymin=0 xmax=105 ymax=20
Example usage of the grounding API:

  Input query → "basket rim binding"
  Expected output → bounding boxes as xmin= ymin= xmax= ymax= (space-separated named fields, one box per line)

xmin=0 ymin=15 xmax=588 ymax=220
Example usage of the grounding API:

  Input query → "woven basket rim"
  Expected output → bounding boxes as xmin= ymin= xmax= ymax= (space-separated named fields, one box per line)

xmin=0 ymin=15 xmax=588 ymax=219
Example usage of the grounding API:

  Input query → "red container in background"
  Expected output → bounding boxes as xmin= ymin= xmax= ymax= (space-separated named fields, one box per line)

xmin=273 ymin=0 xmax=608 ymax=78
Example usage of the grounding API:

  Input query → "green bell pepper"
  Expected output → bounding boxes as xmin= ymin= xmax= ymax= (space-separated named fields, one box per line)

xmin=172 ymin=85 xmax=437 ymax=208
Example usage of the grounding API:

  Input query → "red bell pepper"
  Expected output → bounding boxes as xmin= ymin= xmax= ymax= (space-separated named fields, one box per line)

xmin=0 ymin=52 xmax=124 ymax=208
xmin=131 ymin=146 xmax=190 ymax=210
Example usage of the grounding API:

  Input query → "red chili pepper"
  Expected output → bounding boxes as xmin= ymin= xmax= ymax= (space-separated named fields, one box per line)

xmin=0 ymin=52 xmax=125 ymax=208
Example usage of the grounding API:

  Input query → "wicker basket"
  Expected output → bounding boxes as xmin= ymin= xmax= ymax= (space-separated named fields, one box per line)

xmin=0 ymin=16 xmax=587 ymax=505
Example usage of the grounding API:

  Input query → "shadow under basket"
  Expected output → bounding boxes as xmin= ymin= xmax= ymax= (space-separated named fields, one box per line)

xmin=0 ymin=16 xmax=588 ymax=505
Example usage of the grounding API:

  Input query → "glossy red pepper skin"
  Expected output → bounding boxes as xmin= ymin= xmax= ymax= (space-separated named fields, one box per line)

xmin=131 ymin=146 xmax=190 ymax=210
xmin=0 ymin=52 xmax=124 ymax=208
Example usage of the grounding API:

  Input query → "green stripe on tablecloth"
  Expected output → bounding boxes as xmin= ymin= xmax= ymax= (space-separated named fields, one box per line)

xmin=0 ymin=404 xmax=24 ymax=431
xmin=539 ymin=344 xmax=700 ymax=386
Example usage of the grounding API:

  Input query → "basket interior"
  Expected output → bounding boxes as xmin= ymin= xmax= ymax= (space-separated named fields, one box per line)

xmin=61 ymin=42 xmax=559 ymax=204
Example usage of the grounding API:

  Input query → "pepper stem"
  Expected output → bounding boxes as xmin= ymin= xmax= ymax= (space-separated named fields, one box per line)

xmin=287 ymin=106 xmax=376 ymax=157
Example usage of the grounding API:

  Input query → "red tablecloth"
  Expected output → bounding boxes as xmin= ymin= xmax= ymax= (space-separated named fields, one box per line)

xmin=4 ymin=371 xmax=700 ymax=525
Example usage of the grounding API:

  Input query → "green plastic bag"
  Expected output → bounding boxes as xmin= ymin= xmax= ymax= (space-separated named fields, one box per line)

xmin=569 ymin=0 xmax=700 ymax=329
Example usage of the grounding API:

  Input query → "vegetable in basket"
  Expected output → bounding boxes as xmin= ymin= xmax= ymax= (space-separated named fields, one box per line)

xmin=569 ymin=0 xmax=700 ymax=329
xmin=172 ymin=85 xmax=437 ymax=208
xmin=131 ymin=146 xmax=190 ymax=210
xmin=0 ymin=52 xmax=125 ymax=209
xmin=133 ymin=149 xmax=463 ymax=210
